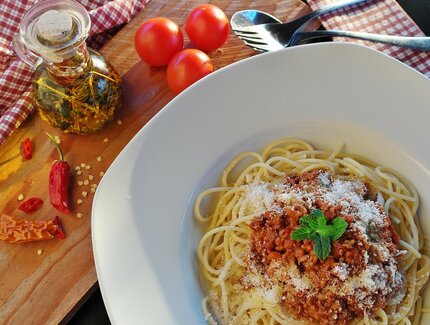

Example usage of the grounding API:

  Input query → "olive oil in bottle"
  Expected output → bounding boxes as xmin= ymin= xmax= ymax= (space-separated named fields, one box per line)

xmin=14 ymin=0 xmax=121 ymax=134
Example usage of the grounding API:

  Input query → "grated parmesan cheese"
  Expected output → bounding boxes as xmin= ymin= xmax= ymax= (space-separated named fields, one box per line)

xmin=244 ymin=182 xmax=275 ymax=212
xmin=287 ymin=266 xmax=311 ymax=292
xmin=318 ymin=172 xmax=331 ymax=186
xmin=333 ymin=263 xmax=350 ymax=281
xmin=241 ymin=270 xmax=281 ymax=304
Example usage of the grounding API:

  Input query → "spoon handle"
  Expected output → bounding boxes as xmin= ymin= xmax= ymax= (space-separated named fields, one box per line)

xmin=293 ymin=0 xmax=371 ymax=27
xmin=293 ymin=30 xmax=430 ymax=51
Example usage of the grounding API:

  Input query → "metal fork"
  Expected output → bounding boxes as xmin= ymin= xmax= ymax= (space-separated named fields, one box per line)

xmin=233 ymin=18 xmax=430 ymax=52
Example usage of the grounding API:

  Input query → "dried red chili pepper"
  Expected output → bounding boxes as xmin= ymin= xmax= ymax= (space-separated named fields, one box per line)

xmin=47 ymin=133 xmax=71 ymax=214
xmin=21 ymin=138 xmax=33 ymax=160
xmin=52 ymin=216 xmax=66 ymax=239
xmin=18 ymin=197 xmax=44 ymax=213
xmin=0 ymin=213 xmax=60 ymax=243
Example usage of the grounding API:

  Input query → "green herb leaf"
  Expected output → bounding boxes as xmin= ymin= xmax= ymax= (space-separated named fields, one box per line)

xmin=299 ymin=216 xmax=309 ymax=227
xmin=317 ymin=214 xmax=327 ymax=228
xmin=331 ymin=217 xmax=349 ymax=240
xmin=308 ymin=232 xmax=319 ymax=242
xmin=300 ymin=209 xmax=323 ymax=229
xmin=314 ymin=235 xmax=331 ymax=260
xmin=291 ymin=227 xmax=312 ymax=240
xmin=299 ymin=215 xmax=313 ymax=228
xmin=317 ymin=224 xmax=335 ymax=237
xmin=290 ymin=209 xmax=349 ymax=260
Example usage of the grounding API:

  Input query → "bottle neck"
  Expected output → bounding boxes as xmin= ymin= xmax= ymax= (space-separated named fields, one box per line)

xmin=45 ymin=42 xmax=91 ymax=86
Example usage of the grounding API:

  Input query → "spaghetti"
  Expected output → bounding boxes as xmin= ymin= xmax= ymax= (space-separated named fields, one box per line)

xmin=195 ymin=138 xmax=430 ymax=325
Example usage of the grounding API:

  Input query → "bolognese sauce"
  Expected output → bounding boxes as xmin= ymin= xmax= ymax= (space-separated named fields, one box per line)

xmin=246 ymin=170 xmax=404 ymax=325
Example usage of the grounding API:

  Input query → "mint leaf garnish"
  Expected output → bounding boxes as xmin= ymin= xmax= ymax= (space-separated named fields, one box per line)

xmin=300 ymin=209 xmax=323 ymax=229
xmin=291 ymin=209 xmax=348 ymax=260
xmin=317 ymin=224 xmax=335 ymax=237
xmin=317 ymin=214 xmax=327 ymax=228
xmin=291 ymin=227 xmax=312 ymax=240
xmin=331 ymin=217 xmax=348 ymax=240
xmin=314 ymin=235 xmax=331 ymax=260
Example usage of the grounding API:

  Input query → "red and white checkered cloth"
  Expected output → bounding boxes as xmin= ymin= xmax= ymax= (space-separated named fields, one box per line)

xmin=0 ymin=0 xmax=148 ymax=146
xmin=307 ymin=0 xmax=430 ymax=77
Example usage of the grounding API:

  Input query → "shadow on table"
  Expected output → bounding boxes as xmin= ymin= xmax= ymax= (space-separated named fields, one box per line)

xmin=67 ymin=288 xmax=110 ymax=325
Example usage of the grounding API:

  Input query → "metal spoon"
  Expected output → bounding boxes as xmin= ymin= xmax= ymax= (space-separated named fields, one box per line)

xmin=230 ymin=10 xmax=282 ymax=29
xmin=230 ymin=0 xmax=370 ymax=30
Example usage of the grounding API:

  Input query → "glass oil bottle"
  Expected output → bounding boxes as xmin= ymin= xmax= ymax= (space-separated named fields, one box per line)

xmin=14 ymin=0 xmax=121 ymax=134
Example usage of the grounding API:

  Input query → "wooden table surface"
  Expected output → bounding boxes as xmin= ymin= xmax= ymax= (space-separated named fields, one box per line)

xmin=0 ymin=0 xmax=311 ymax=323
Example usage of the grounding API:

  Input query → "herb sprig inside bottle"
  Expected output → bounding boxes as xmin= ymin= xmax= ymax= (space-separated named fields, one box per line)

xmin=15 ymin=1 xmax=121 ymax=134
xmin=291 ymin=209 xmax=348 ymax=260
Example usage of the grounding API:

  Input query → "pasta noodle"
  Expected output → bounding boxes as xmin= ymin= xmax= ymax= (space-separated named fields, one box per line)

xmin=195 ymin=138 xmax=430 ymax=325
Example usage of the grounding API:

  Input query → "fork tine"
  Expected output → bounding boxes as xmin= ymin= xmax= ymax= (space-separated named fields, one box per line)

xmin=241 ymin=39 xmax=271 ymax=52
xmin=233 ymin=25 xmax=283 ymax=52
xmin=232 ymin=25 xmax=268 ymax=35
xmin=237 ymin=36 xmax=268 ymax=46
xmin=234 ymin=33 xmax=264 ymax=41
xmin=232 ymin=28 xmax=258 ymax=35
xmin=231 ymin=25 xmax=261 ymax=32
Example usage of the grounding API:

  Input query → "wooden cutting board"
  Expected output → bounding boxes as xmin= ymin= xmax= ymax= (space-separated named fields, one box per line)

xmin=0 ymin=0 xmax=310 ymax=323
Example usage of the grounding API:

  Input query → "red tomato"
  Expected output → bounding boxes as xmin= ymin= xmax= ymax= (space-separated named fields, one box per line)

xmin=185 ymin=4 xmax=229 ymax=52
xmin=167 ymin=49 xmax=214 ymax=94
xmin=135 ymin=17 xmax=184 ymax=67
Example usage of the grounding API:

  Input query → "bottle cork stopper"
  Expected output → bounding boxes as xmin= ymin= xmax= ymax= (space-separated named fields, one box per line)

xmin=36 ymin=10 xmax=73 ymax=41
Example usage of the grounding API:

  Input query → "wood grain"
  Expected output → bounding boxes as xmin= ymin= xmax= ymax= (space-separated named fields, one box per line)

xmin=0 ymin=0 xmax=310 ymax=323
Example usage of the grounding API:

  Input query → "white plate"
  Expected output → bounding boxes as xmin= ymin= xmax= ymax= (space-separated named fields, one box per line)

xmin=92 ymin=43 xmax=430 ymax=324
